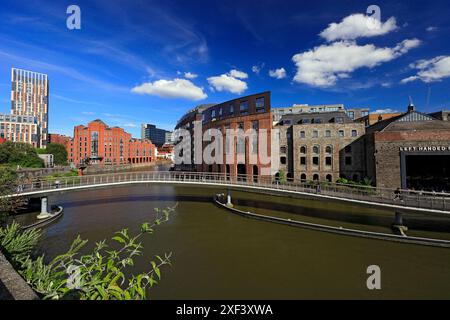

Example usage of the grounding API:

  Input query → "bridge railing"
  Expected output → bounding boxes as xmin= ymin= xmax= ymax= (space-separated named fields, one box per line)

xmin=15 ymin=171 xmax=450 ymax=212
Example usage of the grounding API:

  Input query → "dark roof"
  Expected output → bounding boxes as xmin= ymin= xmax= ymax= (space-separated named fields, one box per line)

xmin=277 ymin=111 xmax=353 ymax=125
xmin=367 ymin=110 xmax=450 ymax=133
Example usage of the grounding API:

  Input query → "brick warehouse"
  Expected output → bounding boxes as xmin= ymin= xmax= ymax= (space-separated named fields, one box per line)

xmin=198 ymin=92 xmax=272 ymax=180
xmin=68 ymin=119 xmax=156 ymax=166
xmin=365 ymin=104 xmax=450 ymax=192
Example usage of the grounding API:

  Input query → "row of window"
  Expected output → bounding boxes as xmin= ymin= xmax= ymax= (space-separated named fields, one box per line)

xmin=204 ymin=97 xmax=266 ymax=122
xmin=297 ymin=129 xmax=358 ymax=139
xmin=280 ymin=155 xmax=353 ymax=167
xmin=280 ymin=145 xmax=353 ymax=154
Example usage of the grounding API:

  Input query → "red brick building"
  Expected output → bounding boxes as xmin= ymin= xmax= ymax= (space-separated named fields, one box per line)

xmin=68 ymin=119 xmax=155 ymax=166
xmin=48 ymin=133 xmax=71 ymax=147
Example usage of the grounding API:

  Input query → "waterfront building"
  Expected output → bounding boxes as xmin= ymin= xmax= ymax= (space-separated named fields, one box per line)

xmin=10 ymin=68 xmax=49 ymax=148
xmin=365 ymin=103 xmax=450 ymax=192
xmin=141 ymin=123 xmax=170 ymax=147
xmin=275 ymin=111 xmax=366 ymax=182
xmin=157 ymin=143 xmax=174 ymax=161
xmin=0 ymin=113 xmax=40 ymax=148
xmin=174 ymin=104 xmax=214 ymax=172
xmin=68 ymin=119 xmax=155 ymax=166
xmin=356 ymin=112 xmax=402 ymax=127
xmin=199 ymin=92 xmax=273 ymax=180
xmin=346 ymin=108 xmax=370 ymax=120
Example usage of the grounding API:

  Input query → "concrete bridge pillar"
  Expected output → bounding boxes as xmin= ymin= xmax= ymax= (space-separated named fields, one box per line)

xmin=392 ymin=211 xmax=408 ymax=235
xmin=226 ymin=190 xmax=233 ymax=208
xmin=37 ymin=197 xmax=51 ymax=220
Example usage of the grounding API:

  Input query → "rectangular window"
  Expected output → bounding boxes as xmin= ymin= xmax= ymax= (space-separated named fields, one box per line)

xmin=352 ymin=130 xmax=358 ymax=137
xmin=256 ymin=97 xmax=265 ymax=112
xmin=335 ymin=117 xmax=344 ymax=123
xmin=230 ymin=104 xmax=234 ymax=114
xmin=338 ymin=130 xmax=344 ymax=137
xmin=325 ymin=130 xmax=331 ymax=137
xmin=325 ymin=156 xmax=332 ymax=166
xmin=240 ymin=101 xmax=249 ymax=114
xmin=300 ymin=156 xmax=306 ymax=165
xmin=312 ymin=130 xmax=319 ymax=138
xmin=345 ymin=156 xmax=352 ymax=166
xmin=312 ymin=156 xmax=319 ymax=166
xmin=300 ymin=131 xmax=306 ymax=138
xmin=280 ymin=146 xmax=287 ymax=154
xmin=211 ymin=109 xmax=216 ymax=119
xmin=280 ymin=156 xmax=287 ymax=165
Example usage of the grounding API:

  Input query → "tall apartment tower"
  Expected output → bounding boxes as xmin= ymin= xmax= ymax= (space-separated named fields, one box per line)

xmin=10 ymin=68 xmax=49 ymax=148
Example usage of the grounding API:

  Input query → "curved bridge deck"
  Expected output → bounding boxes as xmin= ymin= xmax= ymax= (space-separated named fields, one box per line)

xmin=10 ymin=171 xmax=450 ymax=215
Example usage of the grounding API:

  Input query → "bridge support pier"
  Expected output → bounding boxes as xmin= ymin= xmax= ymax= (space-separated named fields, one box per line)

xmin=37 ymin=197 xmax=52 ymax=220
xmin=392 ymin=211 xmax=408 ymax=235
xmin=226 ymin=190 xmax=233 ymax=208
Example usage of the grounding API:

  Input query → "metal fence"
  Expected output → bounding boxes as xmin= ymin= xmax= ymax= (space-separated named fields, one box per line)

xmin=16 ymin=171 xmax=450 ymax=212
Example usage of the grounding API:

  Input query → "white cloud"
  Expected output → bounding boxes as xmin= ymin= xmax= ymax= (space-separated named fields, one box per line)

xmin=292 ymin=39 xmax=421 ymax=87
xmin=320 ymin=14 xmax=398 ymax=42
xmin=401 ymin=56 xmax=450 ymax=84
xmin=131 ymin=78 xmax=207 ymax=101
xmin=184 ymin=72 xmax=198 ymax=79
xmin=252 ymin=63 xmax=265 ymax=74
xmin=269 ymin=67 xmax=287 ymax=79
xmin=426 ymin=26 xmax=438 ymax=32
xmin=228 ymin=69 xmax=248 ymax=79
xmin=207 ymin=74 xmax=248 ymax=94
xmin=373 ymin=108 xmax=399 ymax=114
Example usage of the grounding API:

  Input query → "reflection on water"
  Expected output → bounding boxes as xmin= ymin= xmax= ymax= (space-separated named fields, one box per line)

xmin=30 ymin=185 xmax=450 ymax=299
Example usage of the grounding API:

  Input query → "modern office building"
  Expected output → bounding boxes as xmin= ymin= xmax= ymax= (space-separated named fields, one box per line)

xmin=275 ymin=111 xmax=366 ymax=182
xmin=10 ymin=68 xmax=49 ymax=148
xmin=0 ymin=113 xmax=40 ymax=147
xmin=141 ymin=124 xmax=170 ymax=147
xmin=365 ymin=103 xmax=450 ymax=191
xmin=165 ymin=131 xmax=174 ymax=144
xmin=68 ymin=119 xmax=156 ymax=166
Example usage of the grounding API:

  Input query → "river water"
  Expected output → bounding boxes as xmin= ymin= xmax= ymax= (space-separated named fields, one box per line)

xmin=36 ymin=184 xmax=450 ymax=299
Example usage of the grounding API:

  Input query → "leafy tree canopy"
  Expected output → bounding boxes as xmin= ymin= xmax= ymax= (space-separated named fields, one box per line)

xmin=0 ymin=141 xmax=44 ymax=168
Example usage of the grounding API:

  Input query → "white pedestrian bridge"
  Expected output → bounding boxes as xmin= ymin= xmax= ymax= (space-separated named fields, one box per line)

xmin=9 ymin=171 xmax=450 ymax=215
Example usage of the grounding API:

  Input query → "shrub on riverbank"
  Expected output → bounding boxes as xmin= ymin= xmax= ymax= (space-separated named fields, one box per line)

xmin=0 ymin=205 xmax=176 ymax=300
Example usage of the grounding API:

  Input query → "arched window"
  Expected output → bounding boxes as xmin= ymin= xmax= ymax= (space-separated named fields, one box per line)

xmin=313 ymin=174 xmax=319 ymax=181
xmin=301 ymin=174 xmax=307 ymax=181
xmin=300 ymin=146 xmax=307 ymax=154
xmin=313 ymin=145 xmax=320 ymax=154
xmin=326 ymin=174 xmax=333 ymax=182
xmin=325 ymin=146 xmax=332 ymax=154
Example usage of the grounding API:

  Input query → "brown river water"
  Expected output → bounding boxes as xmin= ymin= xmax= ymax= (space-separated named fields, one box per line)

xmin=22 ymin=184 xmax=450 ymax=299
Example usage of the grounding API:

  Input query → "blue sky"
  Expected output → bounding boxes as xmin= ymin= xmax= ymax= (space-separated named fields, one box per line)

xmin=0 ymin=0 xmax=449 ymax=137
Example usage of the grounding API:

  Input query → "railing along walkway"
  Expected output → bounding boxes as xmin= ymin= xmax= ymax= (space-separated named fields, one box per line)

xmin=12 ymin=171 xmax=450 ymax=214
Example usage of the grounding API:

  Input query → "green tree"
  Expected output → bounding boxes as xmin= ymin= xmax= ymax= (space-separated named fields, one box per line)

xmin=0 ymin=141 xmax=44 ymax=168
xmin=43 ymin=143 xmax=68 ymax=166
xmin=0 ymin=167 xmax=26 ymax=224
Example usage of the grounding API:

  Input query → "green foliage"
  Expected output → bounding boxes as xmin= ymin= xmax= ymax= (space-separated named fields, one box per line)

xmin=277 ymin=170 xmax=287 ymax=184
xmin=0 ymin=222 xmax=41 ymax=266
xmin=0 ymin=167 xmax=26 ymax=222
xmin=1 ymin=205 xmax=177 ymax=300
xmin=44 ymin=143 xmax=68 ymax=166
xmin=0 ymin=141 xmax=44 ymax=168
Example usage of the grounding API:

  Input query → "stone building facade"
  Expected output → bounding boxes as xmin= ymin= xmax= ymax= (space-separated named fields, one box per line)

xmin=275 ymin=111 xmax=365 ymax=182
